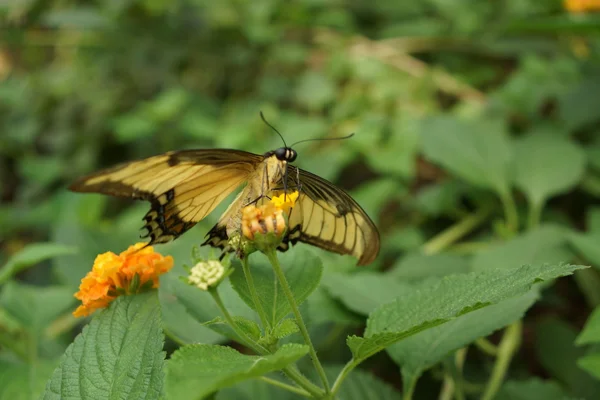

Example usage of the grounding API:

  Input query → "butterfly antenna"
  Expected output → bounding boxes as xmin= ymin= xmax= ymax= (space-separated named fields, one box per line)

xmin=290 ymin=133 xmax=355 ymax=148
xmin=260 ymin=111 xmax=287 ymax=148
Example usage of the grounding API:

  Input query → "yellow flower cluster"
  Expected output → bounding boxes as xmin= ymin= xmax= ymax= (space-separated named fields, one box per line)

xmin=73 ymin=243 xmax=173 ymax=317
xmin=241 ymin=191 xmax=298 ymax=241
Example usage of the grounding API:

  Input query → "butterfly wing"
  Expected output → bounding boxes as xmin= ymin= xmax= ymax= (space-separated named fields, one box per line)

xmin=69 ymin=149 xmax=263 ymax=245
xmin=282 ymin=167 xmax=380 ymax=266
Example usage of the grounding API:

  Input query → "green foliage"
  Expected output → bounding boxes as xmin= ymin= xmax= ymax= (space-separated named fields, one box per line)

xmin=0 ymin=243 xmax=75 ymax=284
xmin=347 ymin=263 xmax=583 ymax=364
xmin=229 ymin=250 xmax=323 ymax=326
xmin=0 ymin=359 xmax=58 ymax=400
xmin=471 ymin=225 xmax=573 ymax=271
xmin=165 ymin=344 xmax=308 ymax=400
xmin=535 ymin=319 xmax=600 ymax=399
xmin=0 ymin=282 xmax=73 ymax=332
xmin=390 ymin=290 xmax=538 ymax=392
xmin=421 ymin=117 xmax=512 ymax=198
xmin=576 ymin=307 xmax=600 ymax=380
xmin=513 ymin=128 xmax=586 ymax=209
xmin=3 ymin=0 xmax=600 ymax=398
xmin=43 ymin=292 xmax=165 ymax=400
xmin=496 ymin=378 xmax=569 ymax=400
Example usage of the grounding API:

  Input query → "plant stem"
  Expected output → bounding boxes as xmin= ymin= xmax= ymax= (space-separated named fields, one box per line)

xmin=403 ymin=376 xmax=418 ymax=400
xmin=331 ymin=359 xmax=356 ymax=396
xmin=438 ymin=374 xmax=454 ymax=400
xmin=481 ymin=321 xmax=522 ymax=400
xmin=241 ymin=256 xmax=271 ymax=329
xmin=499 ymin=190 xmax=519 ymax=235
xmin=439 ymin=348 xmax=466 ymax=400
xmin=259 ymin=376 xmax=311 ymax=398
xmin=453 ymin=348 xmax=467 ymax=400
xmin=475 ymin=338 xmax=498 ymax=357
xmin=422 ymin=206 xmax=492 ymax=255
xmin=266 ymin=250 xmax=331 ymax=395
xmin=209 ymin=288 xmax=323 ymax=398
xmin=526 ymin=200 xmax=543 ymax=230
xmin=209 ymin=288 xmax=268 ymax=353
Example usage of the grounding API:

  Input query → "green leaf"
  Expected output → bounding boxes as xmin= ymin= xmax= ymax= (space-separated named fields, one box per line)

xmin=325 ymin=365 xmax=400 ymax=400
xmin=576 ymin=307 xmax=600 ymax=345
xmin=165 ymin=343 xmax=308 ymax=400
xmin=587 ymin=145 xmax=600 ymax=173
xmin=272 ymin=319 xmax=299 ymax=339
xmin=0 ymin=282 xmax=74 ymax=331
xmin=559 ymin=76 xmax=600 ymax=130
xmin=513 ymin=129 xmax=586 ymax=207
xmin=305 ymin=287 xmax=362 ymax=326
xmin=0 ymin=359 xmax=58 ymax=400
xmin=160 ymin=264 xmax=255 ymax=342
xmin=535 ymin=318 xmax=600 ymax=399
xmin=230 ymin=249 xmax=323 ymax=326
xmin=496 ymin=378 xmax=569 ymax=400
xmin=569 ymin=232 xmax=600 ymax=271
xmin=578 ymin=352 xmax=600 ymax=380
xmin=420 ymin=116 xmax=512 ymax=197
xmin=471 ymin=225 xmax=572 ymax=271
xmin=348 ymin=263 xmax=584 ymax=363
xmin=322 ymin=272 xmax=413 ymax=315
xmin=390 ymin=252 xmax=470 ymax=282
xmin=0 ymin=243 xmax=75 ymax=284
xmin=233 ymin=316 xmax=262 ymax=342
xmin=216 ymin=379 xmax=294 ymax=400
xmin=389 ymin=290 xmax=538 ymax=391
xmin=202 ymin=316 xmax=262 ymax=342
xmin=586 ymin=207 xmax=600 ymax=234
xmin=42 ymin=292 xmax=165 ymax=400
xmin=350 ymin=179 xmax=405 ymax=222
xmin=159 ymin=268 xmax=226 ymax=345
xmin=413 ymin=180 xmax=464 ymax=217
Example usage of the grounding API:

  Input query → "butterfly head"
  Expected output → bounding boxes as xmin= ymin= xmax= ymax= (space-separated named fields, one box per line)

xmin=274 ymin=147 xmax=297 ymax=163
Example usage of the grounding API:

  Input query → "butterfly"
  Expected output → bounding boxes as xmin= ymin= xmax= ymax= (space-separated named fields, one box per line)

xmin=69 ymin=115 xmax=380 ymax=265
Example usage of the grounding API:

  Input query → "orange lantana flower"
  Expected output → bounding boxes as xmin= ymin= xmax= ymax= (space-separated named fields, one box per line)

xmin=73 ymin=243 xmax=174 ymax=317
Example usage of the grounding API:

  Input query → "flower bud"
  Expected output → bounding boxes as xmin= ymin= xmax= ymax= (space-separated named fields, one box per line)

xmin=188 ymin=260 xmax=227 ymax=291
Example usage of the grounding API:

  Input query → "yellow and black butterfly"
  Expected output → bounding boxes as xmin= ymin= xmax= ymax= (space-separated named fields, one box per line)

xmin=69 ymin=115 xmax=380 ymax=265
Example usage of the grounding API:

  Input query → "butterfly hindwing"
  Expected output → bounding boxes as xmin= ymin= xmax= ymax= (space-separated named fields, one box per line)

xmin=281 ymin=167 xmax=380 ymax=266
xmin=69 ymin=149 xmax=262 ymax=245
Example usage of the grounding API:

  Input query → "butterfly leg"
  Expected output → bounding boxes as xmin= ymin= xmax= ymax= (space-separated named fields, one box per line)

xmin=295 ymin=166 xmax=302 ymax=193
xmin=242 ymin=162 xmax=271 ymax=207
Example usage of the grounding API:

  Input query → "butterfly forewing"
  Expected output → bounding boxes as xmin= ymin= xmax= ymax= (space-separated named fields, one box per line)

xmin=69 ymin=149 xmax=262 ymax=244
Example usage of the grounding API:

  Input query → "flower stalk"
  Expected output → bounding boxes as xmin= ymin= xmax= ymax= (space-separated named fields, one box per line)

xmin=208 ymin=285 xmax=323 ymax=398
xmin=266 ymin=249 xmax=331 ymax=395
xmin=241 ymin=256 xmax=271 ymax=329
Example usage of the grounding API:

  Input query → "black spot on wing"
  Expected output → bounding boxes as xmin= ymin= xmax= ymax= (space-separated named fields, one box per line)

xmin=202 ymin=224 xmax=230 ymax=250
xmin=141 ymin=190 xmax=196 ymax=245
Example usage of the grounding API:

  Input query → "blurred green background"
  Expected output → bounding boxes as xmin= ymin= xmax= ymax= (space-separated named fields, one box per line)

xmin=3 ymin=0 xmax=600 ymax=398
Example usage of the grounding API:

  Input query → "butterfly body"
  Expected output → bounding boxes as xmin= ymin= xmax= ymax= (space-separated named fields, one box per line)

xmin=216 ymin=153 xmax=288 ymax=238
xmin=69 ymin=146 xmax=380 ymax=265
